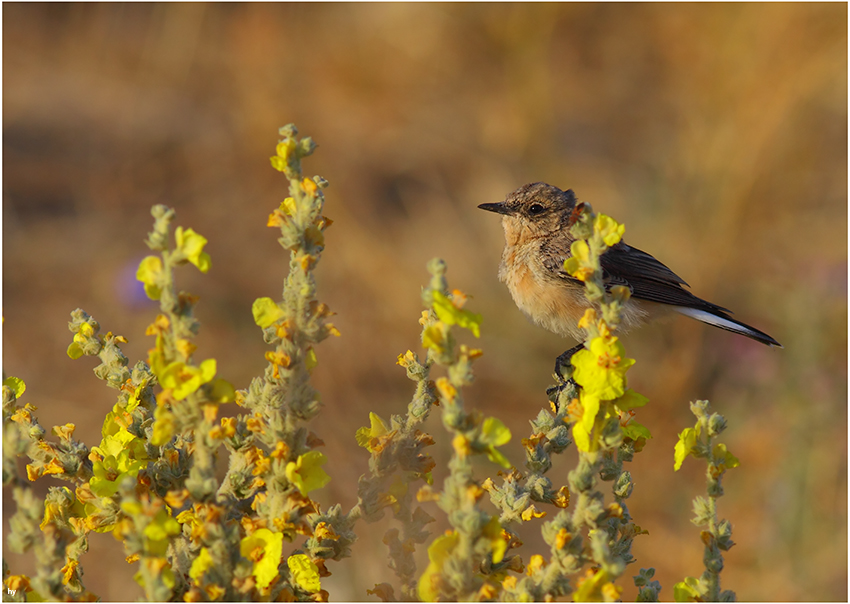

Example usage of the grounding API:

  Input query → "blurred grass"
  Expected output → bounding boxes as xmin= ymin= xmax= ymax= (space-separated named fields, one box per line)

xmin=2 ymin=3 xmax=846 ymax=601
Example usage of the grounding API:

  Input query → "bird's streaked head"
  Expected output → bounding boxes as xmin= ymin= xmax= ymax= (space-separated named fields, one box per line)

xmin=478 ymin=182 xmax=577 ymax=245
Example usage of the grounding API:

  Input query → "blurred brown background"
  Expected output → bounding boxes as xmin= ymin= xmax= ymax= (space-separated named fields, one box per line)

xmin=3 ymin=3 xmax=846 ymax=601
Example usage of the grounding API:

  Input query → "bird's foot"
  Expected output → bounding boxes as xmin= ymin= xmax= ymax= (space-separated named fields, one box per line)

xmin=553 ymin=343 xmax=584 ymax=381
xmin=547 ymin=343 xmax=584 ymax=408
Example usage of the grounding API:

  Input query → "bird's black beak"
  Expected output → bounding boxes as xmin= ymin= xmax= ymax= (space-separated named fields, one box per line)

xmin=478 ymin=202 xmax=511 ymax=215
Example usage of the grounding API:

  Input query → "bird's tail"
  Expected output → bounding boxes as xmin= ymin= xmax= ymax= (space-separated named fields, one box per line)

xmin=675 ymin=306 xmax=782 ymax=348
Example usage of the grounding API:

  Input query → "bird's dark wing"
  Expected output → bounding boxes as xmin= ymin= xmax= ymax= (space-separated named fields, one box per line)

xmin=543 ymin=237 xmax=732 ymax=314
xmin=542 ymin=238 xmax=781 ymax=346
xmin=599 ymin=243 xmax=732 ymax=314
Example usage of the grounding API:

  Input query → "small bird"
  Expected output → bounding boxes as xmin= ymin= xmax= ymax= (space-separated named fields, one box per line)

xmin=479 ymin=182 xmax=781 ymax=350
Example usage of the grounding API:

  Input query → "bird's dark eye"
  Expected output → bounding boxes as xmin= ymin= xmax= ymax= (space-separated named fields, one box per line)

xmin=528 ymin=203 xmax=545 ymax=215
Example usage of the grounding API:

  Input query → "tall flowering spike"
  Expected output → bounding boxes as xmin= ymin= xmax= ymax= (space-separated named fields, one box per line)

xmin=534 ymin=198 xmax=655 ymax=596
xmin=673 ymin=401 xmax=738 ymax=601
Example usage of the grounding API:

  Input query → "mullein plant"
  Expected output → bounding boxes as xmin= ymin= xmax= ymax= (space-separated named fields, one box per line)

xmin=350 ymin=259 xmax=445 ymax=602
xmin=551 ymin=201 xmax=657 ymax=602
xmin=486 ymin=203 xmax=657 ymax=602
xmin=672 ymin=401 xmax=738 ymax=603
xmin=2 ymin=124 xmax=739 ymax=602
xmin=396 ymin=203 xmax=658 ymax=602
xmin=3 ymin=125 xmax=339 ymax=601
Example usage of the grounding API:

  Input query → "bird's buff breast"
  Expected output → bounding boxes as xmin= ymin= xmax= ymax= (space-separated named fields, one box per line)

xmin=498 ymin=244 xmax=589 ymax=340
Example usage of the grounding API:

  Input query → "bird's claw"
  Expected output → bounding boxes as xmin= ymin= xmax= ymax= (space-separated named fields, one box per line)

xmin=548 ymin=343 xmax=584 ymax=407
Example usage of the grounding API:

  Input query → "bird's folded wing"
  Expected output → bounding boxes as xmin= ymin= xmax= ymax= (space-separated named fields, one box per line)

xmin=545 ymin=240 xmax=733 ymax=315
xmin=600 ymin=243 xmax=732 ymax=314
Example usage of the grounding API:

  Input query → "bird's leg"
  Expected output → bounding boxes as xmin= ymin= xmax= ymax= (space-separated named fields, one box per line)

xmin=546 ymin=343 xmax=585 ymax=405
xmin=554 ymin=343 xmax=585 ymax=380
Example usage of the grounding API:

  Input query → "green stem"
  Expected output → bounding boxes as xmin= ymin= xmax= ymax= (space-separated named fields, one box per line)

xmin=705 ymin=493 xmax=721 ymax=601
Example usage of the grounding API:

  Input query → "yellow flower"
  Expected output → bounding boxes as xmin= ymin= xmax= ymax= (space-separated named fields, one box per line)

xmin=157 ymin=359 xmax=217 ymax=401
xmin=577 ymin=308 xmax=598 ymax=330
xmin=574 ymin=568 xmax=620 ymax=602
xmin=305 ymin=347 xmax=318 ymax=373
xmin=5 ymin=575 xmax=31 ymax=593
xmin=355 ymin=412 xmax=391 ymax=451
xmin=431 ymin=291 xmax=482 ymax=338
xmin=461 ymin=344 xmax=484 ymax=361
xmin=270 ymin=441 xmax=290 ymax=460
xmin=285 ymin=451 xmax=330 ymax=496
xmin=188 ymin=547 xmax=214 ymax=584
xmin=3 ymin=377 xmax=25 ymax=398
xmin=89 ymin=437 xmax=146 ymax=498
xmin=164 ymin=489 xmax=190 ymax=509
xmin=208 ymin=378 xmax=236 ymax=403
xmin=142 ymin=508 xmax=181 ymax=557
xmin=176 ymin=509 xmax=206 ymax=542
xmin=204 ymin=585 xmax=225 ymax=600
xmin=553 ymin=486 xmax=570 ymax=509
xmin=313 ymin=522 xmax=339 ymax=542
xmin=435 ymin=378 xmax=457 ymax=403
xmin=417 ymin=531 xmax=459 ymax=602
xmin=240 ymin=529 xmax=283 ymax=590
xmin=43 ymin=459 xmax=65 ymax=476
xmin=422 ymin=323 xmax=448 ymax=354
xmin=673 ymin=577 xmax=702 ymax=602
xmin=151 ymin=407 xmax=176 ymax=447
xmin=175 ymin=227 xmax=211 ymax=273
xmin=453 ymin=434 xmax=472 ymax=458
xmin=220 ymin=417 xmax=237 ymax=438
xmin=526 ymin=554 xmax=546 ymax=576
xmin=136 ymin=256 xmax=163 ymax=300
xmin=270 ymin=138 xmax=297 ymax=173
xmin=60 ymin=559 xmax=79 ymax=586
xmin=396 ymin=350 xmax=418 ymax=368
xmin=287 ymin=554 xmax=321 ymax=593
xmin=480 ymin=417 xmax=512 ymax=468
xmin=521 ymin=505 xmax=547 ymax=522
xmin=482 ymin=516 xmax=507 ymax=563
xmin=710 ymin=443 xmax=740 ymax=477
xmin=40 ymin=487 xmax=82 ymax=530
xmin=674 ymin=425 xmax=701 ymax=471
xmin=579 ymin=393 xmax=602 ymax=438
xmin=555 ymin=528 xmax=572 ymax=549
xmin=571 ymin=336 xmax=635 ymax=400
xmin=67 ymin=320 xmax=101 ymax=360
xmin=571 ymin=395 xmax=595 ymax=453
xmin=265 ymin=351 xmax=292 ymax=379
xmin=26 ymin=464 xmax=42 ymax=481
xmin=563 ymin=240 xmax=594 ymax=281
xmin=594 ymin=214 xmax=625 ymax=247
